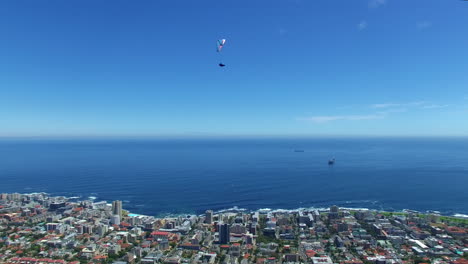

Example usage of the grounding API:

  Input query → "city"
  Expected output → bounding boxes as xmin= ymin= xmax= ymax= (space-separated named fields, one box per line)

xmin=0 ymin=193 xmax=467 ymax=264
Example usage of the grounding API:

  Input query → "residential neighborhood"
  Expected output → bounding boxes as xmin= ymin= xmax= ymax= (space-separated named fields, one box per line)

xmin=0 ymin=193 xmax=467 ymax=264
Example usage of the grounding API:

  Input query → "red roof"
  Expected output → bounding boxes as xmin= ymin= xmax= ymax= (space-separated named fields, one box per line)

xmin=19 ymin=257 xmax=35 ymax=261
xmin=152 ymin=231 xmax=170 ymax=236
xmin=452 ymin=259 xmax=468 ymax=264
xmin=121 ymin=243 xmax=131 ymax=249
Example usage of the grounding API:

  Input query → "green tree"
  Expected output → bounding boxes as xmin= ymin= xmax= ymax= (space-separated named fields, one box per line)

xmin=107 ymin=253 xmax=118 ymax=262
xmin=118 ymin=250 xmax=127 ymax=258
xmin=412 ymin=256 xmax=426 ymax=264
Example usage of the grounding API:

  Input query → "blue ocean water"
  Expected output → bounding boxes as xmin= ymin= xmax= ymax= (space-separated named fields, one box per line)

xmin=0 ymin=137 xmax=467 ymax=216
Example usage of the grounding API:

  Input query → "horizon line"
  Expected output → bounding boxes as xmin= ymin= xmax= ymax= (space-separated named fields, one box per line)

xmin=1 ymin=134 xmax=468 ymax=140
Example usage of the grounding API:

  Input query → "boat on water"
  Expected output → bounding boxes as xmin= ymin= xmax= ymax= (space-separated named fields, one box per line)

xmin=328 ymin=158 xmax=335 ymax=165
xmin=294 ymin=150 xmax=305 ymax=152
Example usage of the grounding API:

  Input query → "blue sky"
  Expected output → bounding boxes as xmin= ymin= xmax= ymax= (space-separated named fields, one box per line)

xmin=1 ymin=0 xmax=467 ymax=137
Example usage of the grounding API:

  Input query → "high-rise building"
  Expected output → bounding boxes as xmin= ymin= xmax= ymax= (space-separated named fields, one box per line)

xmin=249 ymin=223 xmax=257 ymax=235
xmin=83 ymin=225 xmax=93 ymax=234
xmin=111 ymin=215 xmax=121 ymax=226
xmin=112 ymin=200 xmax=122 ymax=218
xmin=329 ymin=205 xmax=339 ymax=220
xmin=97 ymin=224 xmax=109 ymax=237
xmin=330 ymin=205 xmax=339 ymax=213
xmin=7 ymin=193 xmax=21 ymax=201
xmin=205 ymin=210 xmax=213 ymax=224
xmin=245 ymin=234 xmax=254 ymax=245
xmin=46 ymin=223 xmax=59 ymax=231
xmin=219 ymin=222 xmax=230 ymax=244
xmin=230 ymin=223 xmax=246 ymax=235
xmin=49 ymin=201 xmax=66 ymax=211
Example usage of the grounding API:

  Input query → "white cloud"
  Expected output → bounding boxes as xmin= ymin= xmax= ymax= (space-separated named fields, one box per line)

xmin=407 ymin=101 xmax=426 ymax=106
xmin=299 ymin=100 xmax=450 ymax=124
xmin=369 ymin=0 xmax=386 ymax=8
xmin=358 ymin=20 xmax=368 ymax=31
xmin=421 ymin=104 xmax=449 ymax=109
xmin=371 ymin=101 xmax=452 ymax=111
xmin=417 ymin=21 xmax=432 ymax=30
xmin=371 ymin=101 xmax=426 ymax=109
xmin=300 ymin=114 xmax=384 ymax=123
xmin=377 ymin=108 xmax=408 ymax=114
xmin=371 ymin=103 xmax=399 ymax=108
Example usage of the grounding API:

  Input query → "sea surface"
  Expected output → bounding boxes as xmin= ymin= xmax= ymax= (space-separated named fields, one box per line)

xmin=0 ymin=137 xmax=467 ymax=216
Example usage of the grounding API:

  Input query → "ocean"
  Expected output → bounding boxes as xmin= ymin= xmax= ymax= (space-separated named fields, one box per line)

xmin=0 ymin=137 xmax=467 ymax=216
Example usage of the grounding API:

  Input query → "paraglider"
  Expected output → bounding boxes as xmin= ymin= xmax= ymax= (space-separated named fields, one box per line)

xmin=217 ymin=39 xmax=226 ymax=67
xmin=217 ymin=39 xmax=226 ymax=52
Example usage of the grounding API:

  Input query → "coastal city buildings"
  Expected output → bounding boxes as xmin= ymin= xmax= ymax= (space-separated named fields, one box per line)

xmin=218 ymin=222 xmax=230 ymax=245
xmin=0 ymin=193 xmax=467 ymax=264
xmin=205 ymin=210 xmax=213 ymax=225
xmin=112 ymin=200 xmax=123 ymax=219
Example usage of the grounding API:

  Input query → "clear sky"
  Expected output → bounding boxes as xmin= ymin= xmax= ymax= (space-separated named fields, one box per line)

xmin=1 ymin=0 xmax=467 ymax=137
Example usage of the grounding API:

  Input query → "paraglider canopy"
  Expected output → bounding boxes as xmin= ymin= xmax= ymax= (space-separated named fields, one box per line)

xmin=219 ymin=63 xmax=226 ymax=67
xmin=217 ymin=39 xmax=226 ymax=52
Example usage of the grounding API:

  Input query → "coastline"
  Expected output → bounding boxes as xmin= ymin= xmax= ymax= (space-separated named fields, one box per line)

xmin=11 ymin=191 xmax=468 ymax=220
